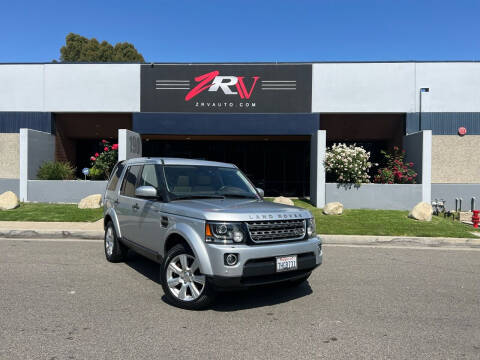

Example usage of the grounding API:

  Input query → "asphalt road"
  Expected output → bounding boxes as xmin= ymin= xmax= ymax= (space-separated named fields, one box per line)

xmin=1 ymin=239 xmax=479 ymax=360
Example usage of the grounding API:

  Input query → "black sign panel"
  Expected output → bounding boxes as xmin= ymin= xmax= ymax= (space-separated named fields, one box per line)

xmin=141 ymin=64 xmax=312 ymax=113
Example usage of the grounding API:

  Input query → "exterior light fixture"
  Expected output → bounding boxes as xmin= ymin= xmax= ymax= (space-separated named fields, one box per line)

xmin=419 ymin=87 xmax=430 ymax=131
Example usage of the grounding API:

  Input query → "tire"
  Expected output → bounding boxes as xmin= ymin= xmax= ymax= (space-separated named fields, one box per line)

xmin=286 ymin=273 xmax=311 ymax=287
xmin=104 ymin=221 xmax=128 ymax=263
xmin=161 ymin=244 xmax=215 ymax=310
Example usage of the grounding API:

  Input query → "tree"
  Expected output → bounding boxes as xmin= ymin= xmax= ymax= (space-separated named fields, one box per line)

xmin=59 ymin=33 xmax=144 ymax=62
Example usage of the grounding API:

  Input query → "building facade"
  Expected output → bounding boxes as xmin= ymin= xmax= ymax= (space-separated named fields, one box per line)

xmin=0 ymin=62 xmax=479 ymax=208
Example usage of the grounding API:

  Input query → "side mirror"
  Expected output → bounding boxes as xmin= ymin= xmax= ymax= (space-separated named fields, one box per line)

xmin=135 ymin=186 xmax=158 ymax=199
xmin=256 ymin=188 xmax=265 ymax=197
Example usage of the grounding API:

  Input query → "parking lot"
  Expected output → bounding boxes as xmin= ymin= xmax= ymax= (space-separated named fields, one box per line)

xmin=1 ymin=238 xmax=479 ymax=359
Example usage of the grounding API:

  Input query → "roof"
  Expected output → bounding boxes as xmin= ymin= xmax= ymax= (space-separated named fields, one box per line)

xmin=2 ymin=60 xmax=480 ymax=65
xmin=124 ymin=157 xmax=237 ymax=168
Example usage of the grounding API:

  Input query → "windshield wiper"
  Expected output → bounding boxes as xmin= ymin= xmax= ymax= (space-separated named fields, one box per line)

xmin=221 ymin=193 xmax=257 ymax=199
xmin=171 ymin=195 xmax=225 ymax=201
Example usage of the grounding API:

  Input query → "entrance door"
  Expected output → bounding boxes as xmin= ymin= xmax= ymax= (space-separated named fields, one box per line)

xmin=142 ymin=136 xmax=310 ymax=197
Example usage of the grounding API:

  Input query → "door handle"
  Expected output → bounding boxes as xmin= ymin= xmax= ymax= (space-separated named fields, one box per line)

xmin=132 ymin=203 xmax=140 ymax=210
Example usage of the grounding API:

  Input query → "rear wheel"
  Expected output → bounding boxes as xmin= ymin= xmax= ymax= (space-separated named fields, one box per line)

xmin=161 ymin=244 xmax=215 ymax=310
xmin=104 ymin=221 xmax=127 ymax=263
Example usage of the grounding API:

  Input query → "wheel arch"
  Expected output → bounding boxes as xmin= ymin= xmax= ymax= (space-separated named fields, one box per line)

xmin=104 ymin=208 xmax=122 ymax=239
xmin=164 ymin=224 xmax=213 ymax=276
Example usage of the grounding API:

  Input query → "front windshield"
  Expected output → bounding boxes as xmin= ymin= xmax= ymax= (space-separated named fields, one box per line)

xmin=163 ymin=165 xmax=258 ymax=200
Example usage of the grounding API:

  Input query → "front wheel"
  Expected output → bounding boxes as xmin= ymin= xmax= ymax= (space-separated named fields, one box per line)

xmin=161 ymin=244 xmax=215 ymax=310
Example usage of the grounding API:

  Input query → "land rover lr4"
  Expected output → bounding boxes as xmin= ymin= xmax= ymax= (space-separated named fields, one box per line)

xmin=103 ymin=158 xmax=322 ymax=309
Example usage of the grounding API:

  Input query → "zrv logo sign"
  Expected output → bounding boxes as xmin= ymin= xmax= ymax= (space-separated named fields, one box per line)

xmin=141 ymin=64 xmax=312 ymax=113
xmin=185 ymin=71 xmax=259 ymax=101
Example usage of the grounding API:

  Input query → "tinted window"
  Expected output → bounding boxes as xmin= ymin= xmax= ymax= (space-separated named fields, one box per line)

xmin=107 ymin=162 xmax=125 ymax=191
xmin=139 ymin=164 xmax=160 ymax=188
xmin=120 ymin=165 xmax=142 ymax=197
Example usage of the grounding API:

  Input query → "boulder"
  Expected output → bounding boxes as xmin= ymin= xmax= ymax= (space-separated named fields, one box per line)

xmin=273 ymin=196 xmax=295 ymax=206
xmin=78 ymin=194 xmax=102 ymax=209
xmin=409 ymin=202 xmax=433 ymax=221
xmin=323 ymin=202 xmax=344 ymax=215
xmin=0 ymin=191 xmax=19 ymax=210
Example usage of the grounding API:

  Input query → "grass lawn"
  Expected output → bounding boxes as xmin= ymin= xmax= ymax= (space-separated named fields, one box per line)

xmin=292 ymin=199 xmax=480 ymax=239
xmin=0 ymin=203 xmax=103 ymax=222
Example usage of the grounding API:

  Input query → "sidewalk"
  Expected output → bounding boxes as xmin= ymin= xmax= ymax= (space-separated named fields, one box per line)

xmin=0 ymin=220 xmax=104 ymax=239
xmin=1 ymin=221 xmax=480 ymax=248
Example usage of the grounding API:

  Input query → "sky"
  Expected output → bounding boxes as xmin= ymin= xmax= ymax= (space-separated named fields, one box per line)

xmin=1 ymin=0 xmax=479 ymax=63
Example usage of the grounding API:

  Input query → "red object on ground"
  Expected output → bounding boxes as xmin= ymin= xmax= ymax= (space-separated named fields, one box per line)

xmin=473 ymin=210 xmax=480 ymax=228
xmin=458 ymin=127 xmax=467 ymax=136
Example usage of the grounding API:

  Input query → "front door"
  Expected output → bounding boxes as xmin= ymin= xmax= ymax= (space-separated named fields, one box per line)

xmin=135 ymin=164 xmax=167 ymax=254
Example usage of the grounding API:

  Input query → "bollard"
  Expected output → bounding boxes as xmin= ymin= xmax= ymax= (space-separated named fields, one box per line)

xmin=455 ymin=198 xmax=459 ymax=212
xmin=459 ymin=198 xmax=463 ymax=212
xmin=472 ymin=197 xmax=476 ymax=212
xmin=473 ymin=210 xmax=480 ymax=229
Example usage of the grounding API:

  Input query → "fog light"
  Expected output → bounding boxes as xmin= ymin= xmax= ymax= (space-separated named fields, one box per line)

xmin=232 ymin=231 xmax=244 ymax=243
xmin=225 ymin=253 xmax=238 ymax=266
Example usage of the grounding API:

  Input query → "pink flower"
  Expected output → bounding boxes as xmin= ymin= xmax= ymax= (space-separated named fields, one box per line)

xmin=112 ymin=144 xmax=118 ymax=150
xmin=102 ymin=140 xmax=107 ymax=144
xmin=95 ymin=153 xmax=99 ymax=157
xmin=408 ymin=162 xmax=414 ymax=167
xmin=394 ymin=146 xmax=399 ymax=151
xmin=104 ymin=147 xmax=109 ymax=152
xmin=90 ymin=156 xmax=96 ymax=161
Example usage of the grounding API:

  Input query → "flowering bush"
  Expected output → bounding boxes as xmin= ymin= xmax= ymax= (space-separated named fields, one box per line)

xmin=373 ymin=146 xmax=417 ymax=184
xmin=324 ymin=143 xmax=373 ymax=184
xmin=89 ymin=140 xmax=118 ymax=179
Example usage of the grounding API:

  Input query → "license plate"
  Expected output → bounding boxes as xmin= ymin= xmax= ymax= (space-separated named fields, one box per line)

xmin=276 ymin=255 xmax=297 ymax=272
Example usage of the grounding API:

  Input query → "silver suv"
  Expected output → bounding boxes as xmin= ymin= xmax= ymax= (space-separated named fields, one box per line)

xmin=103 ymin=158 xmax=322 ymax=309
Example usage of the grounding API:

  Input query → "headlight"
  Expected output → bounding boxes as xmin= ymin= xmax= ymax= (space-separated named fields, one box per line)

xmin=306 ymin=217 xmax=316 ymax=238
xmin=205 ymin=222 xmax=246 ymax=244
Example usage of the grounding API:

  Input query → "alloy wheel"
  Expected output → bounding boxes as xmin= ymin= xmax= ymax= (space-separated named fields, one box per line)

xmin=166 ymin=254 xmax=206 ymax=301
xmin=105 ymin=226 xmax=114 ymax=256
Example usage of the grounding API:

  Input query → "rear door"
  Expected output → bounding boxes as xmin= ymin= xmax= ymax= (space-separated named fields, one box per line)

xmin=104 ymin=161 xmax=126 ymax=211
xmin=116 ymin=165 xmax=142 ymax=242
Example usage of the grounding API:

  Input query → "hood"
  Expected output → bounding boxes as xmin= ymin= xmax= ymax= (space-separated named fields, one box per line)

xmin=162 ymin=198 xmax=311 ymax=221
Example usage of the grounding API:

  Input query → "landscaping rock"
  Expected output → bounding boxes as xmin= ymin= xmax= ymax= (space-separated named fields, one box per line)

xmin=0 ymin=191 xmax=19 ymax=210
xmin=273 ymin=196 xmax=295 ymax=206
xmin=409 ymin=202 xmax=433 ymax=221
xmin=78 ymin=194 xmax=102 ymax=209
xmin=459 ymin=211 xmax=473 ymax=223
xmin=323 ymin=202 xmax=344 ymax=215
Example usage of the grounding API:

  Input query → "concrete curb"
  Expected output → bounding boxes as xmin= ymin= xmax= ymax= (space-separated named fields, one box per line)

xmin=321 ymin=234 xmax=480 ymax=248
xmin=1 ymin=229 xmax=480 ymax=248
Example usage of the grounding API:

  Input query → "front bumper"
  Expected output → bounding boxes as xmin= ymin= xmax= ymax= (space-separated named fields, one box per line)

xmin=204 ymin=236 xmax=322 ymax=289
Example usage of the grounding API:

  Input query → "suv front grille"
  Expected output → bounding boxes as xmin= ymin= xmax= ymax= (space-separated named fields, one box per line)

xmin=246 ymin=219 xmax=306 ymax=243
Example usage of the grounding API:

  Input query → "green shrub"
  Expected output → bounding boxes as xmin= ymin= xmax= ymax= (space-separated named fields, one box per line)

xmin=37 ymin=161 xmax=75 ymax=180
